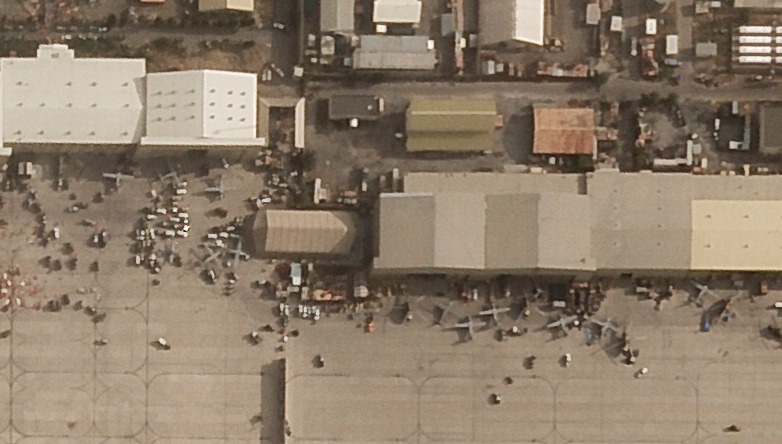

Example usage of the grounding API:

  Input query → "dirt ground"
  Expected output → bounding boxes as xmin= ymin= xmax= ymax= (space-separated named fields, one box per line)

xmin=0 ymin=0 xmax=38 ymax=22
xmin=144 ymin=42 xmax=270 ymax=72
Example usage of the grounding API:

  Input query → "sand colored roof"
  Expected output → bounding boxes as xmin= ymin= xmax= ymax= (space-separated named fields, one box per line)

xmin=404 ymin=171 xmax=582 ymax=194
xmin=406 ymin=99 xmax=496 ymax=152
xmin=199 ymin=0 xmax=253 ymax=11
xmin=374 ymin=190 xmax=594 ymax=273
xmin=533 ymin=107 xmax=596 ymax=155
xmin=691 ymin=200 xmax=782 ymax=271
xmin=254 ymin=210 xmax=358 ymax=256
xmin=734 ymin=0 xmax=782 ymax=7
xmin=589 ymin=171 xmax=782 ymax=272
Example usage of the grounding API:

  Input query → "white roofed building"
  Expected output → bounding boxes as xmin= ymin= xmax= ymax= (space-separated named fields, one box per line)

xmin=373 ymin=0 xmax=422 ymax=24
xmin=479 ymin=0 xmax=546 ymax=46
xmin=0 ymin=70 xmax=9 ymax=162
xmin=1 ymin=44 xmax=146 ymax=146
xmin=142 ymin=70 xmax=264 ymax=147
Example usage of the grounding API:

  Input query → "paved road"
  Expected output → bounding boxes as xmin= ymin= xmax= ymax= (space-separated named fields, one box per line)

xmin=676 ymin=0 xmax=696 ymax=83
xmin=310 ymin=75 xmax=782 ymax=102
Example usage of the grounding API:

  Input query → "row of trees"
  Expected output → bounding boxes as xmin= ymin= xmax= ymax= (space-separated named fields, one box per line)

xmin=103 ymin=10 xmax=255 ymax=31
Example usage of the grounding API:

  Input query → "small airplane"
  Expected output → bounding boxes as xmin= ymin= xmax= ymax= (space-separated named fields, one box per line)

xmin=102 ymin=171 xmax=133 ymax=190
xmin=223 ymin=238 xmax=250 ymax=265
xmin=546 ymin=314 xmax=579 ymax=336
xmin=592 ymin=318 xmax=621 ymax=337
xmin=159 ymin=167 xmax=183 ymax=187
xmin=433 ymin=300 xmax=457 ymax=325
xmin=205 ymin=176 xmax=231 ymax=200
xmin=479 ymin=303 xmax=511 ymax=325
xmin=690 ymin=280 xmax=718 ymax=307
xmin=453 ymin=317 xmax=487 ymax=341
xmin=197 ymin=245 xmax=222 ymax=268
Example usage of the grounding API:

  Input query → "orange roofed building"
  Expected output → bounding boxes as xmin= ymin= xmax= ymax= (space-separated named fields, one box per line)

xmin=533 ymin=107 xmax=596 ymax=155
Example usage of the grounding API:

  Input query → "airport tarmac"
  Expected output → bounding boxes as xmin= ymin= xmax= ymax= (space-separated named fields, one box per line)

xmin=1 ymin=157 xmax=782 ymax=444
xmin=0 ymin=158 xmax=281 ymax=443
xmin=285 ymin=288 xmax=782 ymax=444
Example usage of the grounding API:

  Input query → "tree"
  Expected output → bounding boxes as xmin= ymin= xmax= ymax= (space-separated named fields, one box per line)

xmin=118 ymin=9 xmax=129 ymax=28
xmin=593 ymin=71 xmax=610 ymax=88
xmin=105 ymin=13 xmax=117 ymax=30
xmin=301 ymin=150 xmax=317 ymax=172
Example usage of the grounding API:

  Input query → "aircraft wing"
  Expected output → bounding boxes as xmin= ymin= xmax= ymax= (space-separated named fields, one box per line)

xmin=546 ymin=320 xmax=563 ymax=329
xmin=102 ymin=173 xmax=116 ymax=179
xmin=496 ymin=307 xmax=511 ymax=313
xmin=473 ymin=321 xmax=487 ymax=328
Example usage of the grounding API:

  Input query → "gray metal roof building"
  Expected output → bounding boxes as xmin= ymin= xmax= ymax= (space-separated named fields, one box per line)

xmin=695 ymin=42 xmax=718 ymax=58
xmin=321 ymin=0 xmax=355 ymax=33
xmin=759 ymin=103 xmax=782 ymax=155
xmin=374 ymin=191 xmax=594 ymax=273
xmin=352 ymin=36 xmax=437 ymax=70
xmin=328 ymin=95 xmax=384 ymax=120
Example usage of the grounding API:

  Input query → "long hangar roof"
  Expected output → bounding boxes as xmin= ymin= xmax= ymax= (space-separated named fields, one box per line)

xmin=375 ymin=171 xmax=782 ymax=274
xmin=375 ymin=173 xmax=593 ymax=273
xmin=1 ymin=44 xmax=146 ymax=145
xmin=589 ymin=171 xmax=782 ymax=272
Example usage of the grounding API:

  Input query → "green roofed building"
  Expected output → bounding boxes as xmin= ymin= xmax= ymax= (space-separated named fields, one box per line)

xmin=405 ymin=98 xmax=496 ymax=152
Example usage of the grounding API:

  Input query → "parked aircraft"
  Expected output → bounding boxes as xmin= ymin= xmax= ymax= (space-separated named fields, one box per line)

xmin=205 ymin=176 xmax=231 ymax=200
xmin=546 ymin=314 xmax=579 ymax=336
xmin=453 ymin=317 xmax=487 ymax=341
xmin=592 ymin=318 xmax=621 ymax=337
xmin=434 ymin=300 xmax=457 ymax=326
xmin=197 ymin=245 xmax=222 ymax=268
xmin=102 ymin=172 xmax=133 ymax=190
xmin=690 ymin=280 xmax=718 ymax=307
xmin=479 ymin=303 xmax=511 ymax=325
xmin=223 ymin=238 xmax=250 ymax=264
